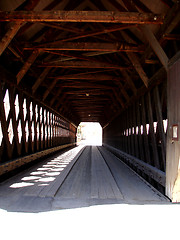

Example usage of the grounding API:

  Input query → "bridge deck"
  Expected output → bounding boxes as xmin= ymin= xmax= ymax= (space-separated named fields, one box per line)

xmin=0 ymin=146 xmax=168 ymax=212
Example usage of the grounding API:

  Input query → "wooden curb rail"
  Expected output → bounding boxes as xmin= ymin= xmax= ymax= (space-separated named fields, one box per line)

xmin=103 ymin=143 xmax=165 ymax=187
xmin=0 ymin=143 xmax=76 ymax=177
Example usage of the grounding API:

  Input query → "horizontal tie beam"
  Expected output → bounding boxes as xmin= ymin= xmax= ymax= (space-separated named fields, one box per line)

xmin=0 ymin=11 xmax=163 ymax=24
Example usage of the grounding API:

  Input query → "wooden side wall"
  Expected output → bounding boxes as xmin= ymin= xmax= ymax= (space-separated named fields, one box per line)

xmin=0 ymin=66 xmax=76 ymax=177
xmin=166 ymin=55 xmax=180 ymax=201
xmin=103 ymin=82 xmax=167 ymax=191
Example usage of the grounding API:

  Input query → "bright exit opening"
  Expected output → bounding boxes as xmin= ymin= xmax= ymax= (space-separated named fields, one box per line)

xmin=77 ymin=122 xmax=102 ymax=146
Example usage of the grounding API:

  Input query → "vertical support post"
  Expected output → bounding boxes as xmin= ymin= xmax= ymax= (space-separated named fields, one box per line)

xmin=166 ymin=57 xmax=180 ymax=201
xmin=136 ymin=100 xmax=145 ymax=161
xmin=133 ymin=102 xmax=139 ymax=158
xmin=129 ymin=106 xmax=135 ymax=155
xmin=141 ymin=95 xmax=151 ymax=164
xmin=18 ymin=92 xmax=28 ymax=154
xmin=126 ymin=109 xmax=131 ymax=154
xmin=153 ymin=86 xmax=166 ymax=171
xmin=146 ymin=92 xmax=160 ymax=169
xmin=9 ymin=87 xmax=21 ymax=156
xmin=26 ymin=98 xmax=32 ymax=153
xmin=0 ymin=82 xmax=12 ymax=159
xmin=32 ymin=101 xmax=38 ymax=152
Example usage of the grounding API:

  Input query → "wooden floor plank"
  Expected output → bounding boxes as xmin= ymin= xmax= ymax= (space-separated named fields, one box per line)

xmin=91 ymin=146 xmax=101 ymax=198
xmin=55 ymin=146 xmax=91 ymax=199
xmin=23 ymin=146 xmax=84 ymax=197
xmin=0 ymin=145 xmax=168 ymax=212
xmin=38 ymin=146 xmax=85 ymax=197
xmin=91 ymin=146 xmax=123 ymax=199
xmin=99 ymin=146 xmax=167 ymax=203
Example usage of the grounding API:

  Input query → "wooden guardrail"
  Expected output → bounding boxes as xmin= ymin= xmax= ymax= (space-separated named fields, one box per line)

xmin=0 ymin=143 xmax=76 ymax=177
xmin=103 ymin=143 xmax=165 ymax=187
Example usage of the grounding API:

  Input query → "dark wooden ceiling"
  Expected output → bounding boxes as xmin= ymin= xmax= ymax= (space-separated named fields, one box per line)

xmin=0 ymin=0 xmax=179 ymax=127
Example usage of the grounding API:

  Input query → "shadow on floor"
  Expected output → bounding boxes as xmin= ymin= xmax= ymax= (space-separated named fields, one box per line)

xmin=0 ymin=146 xmax=170 ymax=213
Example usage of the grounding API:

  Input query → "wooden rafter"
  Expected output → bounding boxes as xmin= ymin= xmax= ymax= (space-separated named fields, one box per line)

xmin=50 ymin=87 xmax=63 ymax=107
xmin=121 ymin=0 xmax=137 ymax=11
xmin=159 ymin=0 xmax=174 ymax=8
xmin=32 ymin=67 xmax=51 ymax=94
xmin=49 ymin=73 xmax=123 ymax=81
xmin=126 ymin=52 xmax=149 ymax=87
xmin=0 ymin=22 xmax=23 ymax=56
xmin=39 ymin=60 xmax=130 ymax=69
xmin=25 ymin=42 xmax=144 ymax=52
xmin=115 ymin=80 xmax=130 ymax=101
xmin=43 ymin=78 xmax=59 ymax=101
xmin=0 ymin=11 xmax=164 ymax=24
xmin=36 ymin=24 xmax=135 ymax=44
xmin=44 ymin=50 xmax=122 ymax=63
xmin=0 ymin=0 xmax=41 ymax=56
xmin=43 ymin=52 xmax=132 ymax=66
xmin=40 ymin=22 xmax=85 ymax=34
xmin=140 ymin=25 xmax=169 ymax=71
xmin=121 ymin=70 xmax=137 ymax=95
xmin=141 ymin=2 xmax=179 ymax=66
xmin=16 ymin=50 xmax=40 ymax=85
xmin=58 ymin=83 xmax=113 ymax=89
xmin=132 ymin=0 xmax=152 ymax=13
xmin=163 ymin=34 xmax=180 ymax=40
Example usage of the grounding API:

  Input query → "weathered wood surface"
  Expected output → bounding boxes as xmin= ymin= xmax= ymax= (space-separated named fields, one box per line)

xmin=166 ymin=56 xmax=180 ymax=201
xmin=0 ymin=146 xmax=168 ymax=212
xmin=140 ymin=25 xmax=169 ymax=71
xmin=39 ymin=60 xmax=130 ymax=69
xmin=0 ymin=143 xmax=76 ymax=177
xmin=103 ymin=143 xmax=166 ymax=186
xmin=24 ymin=42 xmax=143 ymax=52
xmin=0 ymin=11 xmax=163 ymax=24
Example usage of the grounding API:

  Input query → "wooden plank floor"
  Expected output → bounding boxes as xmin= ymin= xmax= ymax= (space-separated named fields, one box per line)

xmin=0 ymin=146 xmax=168 ymax=212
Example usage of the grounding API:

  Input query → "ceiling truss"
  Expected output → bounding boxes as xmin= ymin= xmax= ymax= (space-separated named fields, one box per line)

xmin=0 ymin=0 xmax=179 ymax=126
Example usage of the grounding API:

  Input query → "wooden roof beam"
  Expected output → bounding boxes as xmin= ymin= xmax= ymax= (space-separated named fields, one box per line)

xmin=121 ymin=70 xmax=137 ymax=95
xmin=42 ymin=77 xmax=59 ymax=101
xmin=115 ymin=80 xmax=130 ymax=101
xmin=163 ymin=34 xmax=180 ymax=40
xmin=39 ymin=60 xmax=130 ymax=70
xmin=126 ymin=52 xmax=149 ymax=87
xmin=140 ymin=25 xmax=169 ymax=71
xmin=74 ymin=106 xmax=104 ymax=110
xmin=121 ymin=0 xmax=137 ymax=11
xmin=0 ymin=22 xmax=23 ymax=56
xmin=50 ymin=87 xmax=63 ymax=107
xmin=69 ymin=94 xmax=110 ymax=99
xmin=65 ymin=89 xmax=112 ymax=95
xmin=49 ymin=73 xmax=123 ymax=81
xmin=72 ymin=102 xmax=107 ymax=106
xmin=40 ymin=22 xmax=85 ymax=34
xmin=0 ymin=11 xmax=164 ymax=24
xmin=16 ymin=50 xmax=40 ymax=85
xmin=43 ymin=52 xmax=131 ymax=67
xmin=44 ymin=50 xmax=123 ymax=63
xmin=159 ymin=0 xmax=174 ymax=8
xmin=25 ymin=42 xmax=144 ymax=52
xmin=0 ymin=0 xmax=41 ymax=56
xmin=140 ymin=3 xmax=179 ymax=67
xmin=36 ymin=24 xmax=135 ymax=44
xmin=59 ymin=83 xmax=113 ymax=89
xmin=132 ymin=0 xmax=152 ymax=13
xmin=32 ymin=67 xmax=52 ymax=94
xmin=16 ymin=0 xmax=70 ymax=37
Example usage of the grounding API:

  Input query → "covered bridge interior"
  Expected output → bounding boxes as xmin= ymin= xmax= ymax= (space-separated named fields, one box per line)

xmin=0 ymin=0 xmax=180 ymax=209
